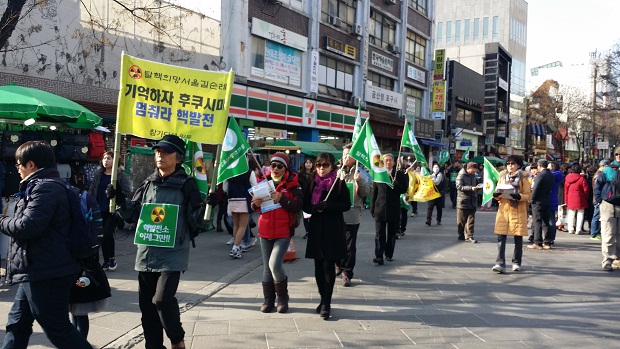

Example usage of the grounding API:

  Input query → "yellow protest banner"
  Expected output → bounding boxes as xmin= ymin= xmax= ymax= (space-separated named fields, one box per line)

xmin=116 ymin=53 xmax=234 ymax=144
xmin=412 ymin=173 xmax=441 ymax=202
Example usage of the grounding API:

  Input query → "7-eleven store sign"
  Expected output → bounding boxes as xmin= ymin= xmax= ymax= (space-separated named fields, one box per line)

xmin=228 ymin=84 xmax=368 ymax=133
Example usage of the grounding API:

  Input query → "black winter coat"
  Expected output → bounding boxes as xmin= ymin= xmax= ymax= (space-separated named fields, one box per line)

xmin=0 ymin=167 xmax=81 ymax=285
xmin=303 ymin=177 xmax=350 ymax=260
xmin=371 ymin=168 xmax=408 ymax=222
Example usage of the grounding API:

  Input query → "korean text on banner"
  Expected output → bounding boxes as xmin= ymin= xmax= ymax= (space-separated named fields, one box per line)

xmin=117 ymin=53 xmax=234 ymax=144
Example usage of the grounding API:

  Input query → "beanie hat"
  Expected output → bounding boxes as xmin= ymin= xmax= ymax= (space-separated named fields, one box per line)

xmin=270 ymin=152 xmax=290 ymax=167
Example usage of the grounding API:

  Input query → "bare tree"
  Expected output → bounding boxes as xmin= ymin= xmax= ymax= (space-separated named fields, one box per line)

xmin=0 ymin=0 xmax=191 ymax=51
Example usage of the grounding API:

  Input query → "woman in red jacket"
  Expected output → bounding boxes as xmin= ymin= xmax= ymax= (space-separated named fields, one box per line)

xmin=564 ymin=164 xmax=591 ymax=234
xmin=251 ymin=153 xmax=303 ymax=313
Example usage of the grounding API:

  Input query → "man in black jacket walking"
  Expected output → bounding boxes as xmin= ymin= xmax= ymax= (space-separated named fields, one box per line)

xmin=0 ymin=141 xmax=92 ymax=348
xmin=529 ymin=159 xmax=555 ymax=250
xmin=371 ymin=154 xmax=408 ymax=264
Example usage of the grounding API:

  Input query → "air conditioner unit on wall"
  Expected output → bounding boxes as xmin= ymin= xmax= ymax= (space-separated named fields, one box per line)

xmin=350 ymin=95 xmax=361 ymax=107
xmin=349 ymin=24 xmax=362 ymax=36
xmin=329 ymin=16 xmax=342 ymax=28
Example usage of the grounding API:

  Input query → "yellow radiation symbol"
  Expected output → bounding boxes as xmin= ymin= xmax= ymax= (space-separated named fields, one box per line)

xmin=194 ymin=156 xmax=206 ymax=175
xmin=128 ymin=65 xmax=142 ymax=79
xmin=150 ymin=206 xmax=166 ymax=224
xmin=372 ymin=154 xmax=384 ymax=169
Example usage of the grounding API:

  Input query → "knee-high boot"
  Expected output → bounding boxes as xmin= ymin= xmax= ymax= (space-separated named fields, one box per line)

xmin=260 ymin=281 xmax=276 ymax=313
xmin=274 ymin=277 xmax=289 ymax=313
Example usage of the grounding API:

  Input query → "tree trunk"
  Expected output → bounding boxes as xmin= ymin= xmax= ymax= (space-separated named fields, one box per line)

xmin=0 ymin=0 xmax=29 ymax=49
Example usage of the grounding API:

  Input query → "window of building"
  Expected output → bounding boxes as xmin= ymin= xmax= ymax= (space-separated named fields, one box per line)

xmin=321 ymin=0 xmax=357 ymax=30
xmin=455 ymin=20 xmax=461 ymax=43
xmin=492 ymin=16 xmax=498 ymax=40
xmin=318 ymin=55 xmax=353 ymax=100
xmin=369 ymin=9 xmax=396 ymax=50
xmin=251 ymin=37 xmax=265 ymax=69
xmin=404 ymin=86 xmax=423 ymax=118
xmin=483 ymin=17 xmax=489 ymax=40
xmin=455 ymin=107 xmax=473 ymax=123
xmin=368 ymin=71 xmax=394 ymax=90
xmin=473 ymin=18 xmax=479 ymax=40
xmin=408 ymin=0 xmax=427 ymax=16
xmin=464 ymin=19 xmax=470 ymax=42
xmin=437 ymin=22 xmax=443 ymax=42
xmin=406 ymin=31 xmax=426 ymax=66
xmin=446 ymin=21 xmax=452 ymax=43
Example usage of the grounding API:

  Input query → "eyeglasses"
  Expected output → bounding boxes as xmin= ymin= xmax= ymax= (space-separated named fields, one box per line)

xmin=316 ymin=163 xmax=331 ymax=168
xmin=270 ymin=163 xmax=285 ymax=170
xmin=505 ymin=162 xmax=516 ymax=165
xmin=15 ymin=162 xmax=23 ymax=169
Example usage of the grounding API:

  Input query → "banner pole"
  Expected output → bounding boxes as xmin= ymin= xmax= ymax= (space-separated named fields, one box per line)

xmin=108 ymin=130 xmax=123 ymax=212
xmin=204 ymin=144 xmax=222 ymax=221
xmin=248 ymin=148 xmax=265 ymax=179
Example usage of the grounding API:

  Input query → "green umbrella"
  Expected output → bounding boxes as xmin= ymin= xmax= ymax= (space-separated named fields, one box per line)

xmin=470 ymin=155 xmax=505 ymax=166
xmin=0 ymin=84 xmax=102 ymax=128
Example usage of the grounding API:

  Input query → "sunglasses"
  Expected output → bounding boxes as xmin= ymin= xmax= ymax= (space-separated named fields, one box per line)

xmin=505 ymin=162 xmax=516 ymax=165
xmin=270 ymin=163 xmax=285 ymax=170
xmin=315 ymin=163 xmax=331 ymax=168
xmin=615 ymin=153 xmax=620 ymax=156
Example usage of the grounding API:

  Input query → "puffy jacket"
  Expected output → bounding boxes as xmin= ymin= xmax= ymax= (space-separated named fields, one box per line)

xmin=456 ymin=168 xmax=478 ymax=210
xmin=0 ymin=167 xmax=80 ymax=285
xmin=531 ymin=169 xmax=554 ymax=206
xmin=118 ymin=167 xmax=206 ymax=272
xmin=550 ymin=170 xmax=564 ymax=210
xmin=493 ymin=170 xmax=531 ymax=236
xmin=564 ymin=173 xmax=590 ymax=210
xmin=255 ymin=171 xmax=303 ymax=239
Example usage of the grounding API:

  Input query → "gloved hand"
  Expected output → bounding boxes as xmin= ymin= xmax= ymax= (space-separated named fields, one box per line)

xmin=313 ymin=201 xmax=329 ymax=213
xmin=206 ymin=192 xmax=218 ymax=206
xmin=510 ymin=193 xmax=521 ymax=201
xmin=492 ymin=192 xmax=501 ymax=198
xmin=105 ymin=183 xmax=125 ymax=203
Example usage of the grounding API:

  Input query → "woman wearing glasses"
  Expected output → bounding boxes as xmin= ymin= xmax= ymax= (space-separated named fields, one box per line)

xmin=251 ymin=152 xmax=303 ymax=313
xmin=491 ymin=155 xmax=531 ymax=273
xmin=303 ymin=152 xmax=350 ymax=320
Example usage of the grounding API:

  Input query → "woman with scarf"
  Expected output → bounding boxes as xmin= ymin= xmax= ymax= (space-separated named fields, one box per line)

xmin=251 ymin=153 xmax=303 ymax=314
xmin=491 ymin=155 xmax=531 ymax=273
xmin=303 ymin=152 xmax=350 ymax=320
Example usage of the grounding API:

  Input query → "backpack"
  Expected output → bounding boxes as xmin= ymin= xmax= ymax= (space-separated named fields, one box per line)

xmin=606 ymin=168 xmax=620 ymax=204
xmin=50 ymin=180 xmax=102 ymax=259
xmin=87 ymin=132 xmax=106 ymax=159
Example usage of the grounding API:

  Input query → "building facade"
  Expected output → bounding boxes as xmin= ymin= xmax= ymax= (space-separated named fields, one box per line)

xmin=434 ymin=0 xmax=528 ymax=157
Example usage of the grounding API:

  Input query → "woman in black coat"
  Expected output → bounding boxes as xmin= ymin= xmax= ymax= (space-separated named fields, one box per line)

xmin=303 ymin=152 xmax=350 ymax=320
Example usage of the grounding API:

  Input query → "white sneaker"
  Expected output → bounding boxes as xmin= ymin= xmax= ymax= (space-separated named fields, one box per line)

xmin=229 ymin=246 xmax=242 ymax=259
xmin=512 ymin=264 xmax=521 ymax=272
xmin=226 ymin=237 xmax=234 ymax=245
xmin=240 ymin=243 xmax=252 ymax=252
xmin=492 ymin=265 xmax=505 ymax=273
xmin=249 ymin=237 xmax=257 ymax=246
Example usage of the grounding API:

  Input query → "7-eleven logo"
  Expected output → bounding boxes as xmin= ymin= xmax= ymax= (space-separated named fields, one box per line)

xmin=303 ymin=100 xmax=316 ymax=127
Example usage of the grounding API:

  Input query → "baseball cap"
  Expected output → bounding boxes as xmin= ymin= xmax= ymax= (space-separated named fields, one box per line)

xmin=152 ymin=135 xmax=185 ymax=155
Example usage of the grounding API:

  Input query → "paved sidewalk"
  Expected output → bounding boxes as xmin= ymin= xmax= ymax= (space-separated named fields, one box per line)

xmin=2 ymin=206 xmax=620 ymax=348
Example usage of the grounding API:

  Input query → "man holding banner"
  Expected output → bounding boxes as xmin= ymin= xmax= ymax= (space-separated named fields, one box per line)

xmin=108 ymin=135 xmax=208 ymax=349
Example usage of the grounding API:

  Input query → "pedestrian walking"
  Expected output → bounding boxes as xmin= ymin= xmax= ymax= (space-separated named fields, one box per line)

xmin=251 ymin=153 xmax=303 ymax=313
xmin=88 ymin=150 xmax=131 ymax=271
xmin=446 ymin=161 xmax=462 ymax=209
xmin=456 ymin=162 xmax=483 ymax=243
xmin=426 ymin=163 xmax=446 ymax=226
xmin=590 ymin=160 xmax=608 ymax=240
xmin=298 ymin=157 xmax=314 ymax=239
xmin=371 ymin=154 xmax=408 ymax=263
xmin=0 ymin=141 xmax=93 ymax=348
xmin=547 ymin=161 xmax=564 ymax=245
xmin=336 ymin=144 xmax=371 ymax=286
xmin=303 ymin=152 xmax=350 ymax=320
xmin=528 ymin=159 xmax=555 ymax=250
xmin=109 ymin=135 xmax=208 ymax=349
xmin=491 ymin=155 xmax=530 ymax=273
xmin=564 ymin=164 xmax=590 ymax=235
xmin=593 ymin=151 xmax=620 ymax=271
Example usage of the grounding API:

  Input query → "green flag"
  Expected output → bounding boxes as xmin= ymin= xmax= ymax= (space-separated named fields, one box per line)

xmin=183 ymin=141 xmax=209 ymax=199
xmin=461 ymin=146 xmax=470 ymax=161
xmin=352 ymin=103 xmax=362 ymax=144
xmin=438 ymin=148 xmax=450 ymax=165
xmin=217 ymin=117 xmax=250 ymax=184
xmin=349 ymin=120 xmax=393 ymax=187
xmin=420 ymin=166 xmax=430 ymax=176
xmin=482 ymin=157 xmax=500 ymax=205
xmin=401 ymin=121 xmax=427 ymax=164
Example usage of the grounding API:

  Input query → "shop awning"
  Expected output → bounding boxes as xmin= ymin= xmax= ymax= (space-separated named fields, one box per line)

xmin=260 ymin=140 xmax=342 ymax=159
xmin=418 ymin=138 xmax=447 ymax=148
